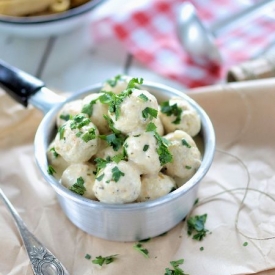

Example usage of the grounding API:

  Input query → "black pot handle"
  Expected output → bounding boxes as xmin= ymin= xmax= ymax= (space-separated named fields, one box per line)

xmin=0 ymin=59 xmax=45 ymax=107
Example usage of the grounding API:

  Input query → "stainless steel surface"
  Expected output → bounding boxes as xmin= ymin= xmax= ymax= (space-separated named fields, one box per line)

xmin=29 ymin=87 xmax=65 ymax=114
xmin=33 ymin=81 xmax=216 ymax=242
xmin=177 ymin=0 xmax=275 ymax=65
xmin=0 ymin=188 xmax=70 ymax=275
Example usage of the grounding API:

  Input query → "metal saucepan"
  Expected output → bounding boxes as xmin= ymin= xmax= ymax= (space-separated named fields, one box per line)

xmin=0 ymin=59 xmax=215 ymax=242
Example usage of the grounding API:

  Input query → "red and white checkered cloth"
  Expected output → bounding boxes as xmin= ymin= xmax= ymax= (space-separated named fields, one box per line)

xmin=91 ymin=0 xmax=275 ymax=88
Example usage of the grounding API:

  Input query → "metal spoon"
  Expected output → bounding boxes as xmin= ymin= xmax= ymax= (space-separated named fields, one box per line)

xmin=0 ymin=187 xmax=70 ymax=275
xmin=177 ymin=0 xmax=275 ymax=65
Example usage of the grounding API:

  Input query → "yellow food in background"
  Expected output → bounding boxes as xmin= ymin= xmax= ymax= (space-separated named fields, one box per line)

xmin=0 ymin=0 xmax=90 ymax=17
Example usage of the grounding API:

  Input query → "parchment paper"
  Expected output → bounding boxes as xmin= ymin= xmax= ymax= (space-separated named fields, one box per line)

xmin=1 ymin=78 xmax=275 ymax=275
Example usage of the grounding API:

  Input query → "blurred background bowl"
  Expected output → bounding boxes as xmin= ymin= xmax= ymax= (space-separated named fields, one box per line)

xmin=0 ymin=0 xmax=105 ymax=38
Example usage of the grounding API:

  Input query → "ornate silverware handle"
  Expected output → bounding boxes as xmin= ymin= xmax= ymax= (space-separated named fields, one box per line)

xmin=0 ymin=188 xmax=70 ymax=275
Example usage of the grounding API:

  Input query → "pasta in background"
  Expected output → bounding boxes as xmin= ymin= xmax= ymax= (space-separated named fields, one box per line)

xmin=0 ymin=0 xmax=91 ymax=17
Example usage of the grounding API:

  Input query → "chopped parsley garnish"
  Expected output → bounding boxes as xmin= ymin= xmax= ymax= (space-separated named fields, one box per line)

xmin=164 ymin=259 xmax=187 ymax=275
xmin=112 ymin=152 xmax=127 ymax=163
xmin=58 ymin=124 xmax=66 ymax=140
xmin=81 ymin=98 xmax=98 ymax=117
xmin=111 ymin=166 xmax=125 ymax=182
xmin=142 ymin=107 xmax=158 ymax=120
xmin=243 ymin=242 xmax=248 ymax=247
xmin=103 ymin=115 xmax=120 ymax=134
xmin=50 ymin=147 xmax=59 ymax=158
xmin=126 ymin=77 xmax=143 ymax=90
xmin=70 ymin=114 xmax=90 ymax=130
xmin=185 ymin=165 xmax=192 ymax=170
xmin=154 ymin=132 xmax=173 ymax=166
xmin=81 ymin=128 xmax=96 ymax=143
xmin=145 ymin=122 xmax=173 ymax=166
xmin=92 ymin=254 xmax=118 ymax=266
xmin=146 ymin=122 xmax=157 ymax=132
xmin=96 ymin=173 xmax=105 ymax=181
xmin=187 ymin=213 xmax=209 ymax=241
xmin=182 ymin=139 xmax=191 ymax=148
xmin=47 ymin=165 xmax=56 ymax=175
xmin=95 ymin=157 xmax=111 ymax=171
xmin=106 ymin=74 xmax=124 ymax=87
xmin=200 ymin=247 xmax=204 ymax=251
xmin=69 ymin=177 xmax=86 ymax=196
xmin=85 ymin=254 xmax=91 ymax=260
xmin=76 ymin=131 xmax=82 ymax=137
xmin=138 ymin=93 xmax=149 ymax=101
xmin=143 ymin=144 xmax=149 ymax=152
xmin=99 ymin=133 xmax=127 ymax=152
xmin=160 ymin=101 xmax=182 ymax=124
xmin=133 ymin=243 xmax=149 ymax=258
xmin=59 ymin=114 xmax=71 ymax=121
xmin=99 ymin=90 xmax=132 ymax=120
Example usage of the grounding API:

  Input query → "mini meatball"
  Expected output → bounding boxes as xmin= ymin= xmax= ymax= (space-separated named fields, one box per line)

xmin=159 ymin=97 xmax=201 ymax=137
xmin=82 ymin=93 xmax=109 ymax=134
xmin=95 ymin=144 xmax=124 ymax=160
xmin=101 ymin=75 xmax=130 ymax=94
xmin=56 ymin=99 xmax=83 ymax=127
xmin=54 ymin=114 xmax=99 ymax=163
xmin=154 ymin=114 xmax=164 ymax=136
xmin=47 ymin=141 xmax=69 ymax=178
xmin=93 ymin=161 xmax=141 ymax=204
xmin=109 ymin=89 xmax=159 ymax=135
xmin=61 ymin=162 xmax=97 ymax=199
xmin=125 ymin=132 xmax=161 ymax=175
xmin=163 ymin=130 xmax=201 ymax=185
xmin=137 ymin=172 xmax=176 ymax=202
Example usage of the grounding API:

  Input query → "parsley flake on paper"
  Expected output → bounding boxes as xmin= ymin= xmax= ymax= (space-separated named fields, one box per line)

xmin=243 ymin=242 xmax=248 ymax=247
xmin=160 ymin=101 xmax=182 ymax=125
xmin=85 ymin=254 xmax=91 ymax=260
xmin=187 ymin=213 xmax=209 ymax=241
xmin=133 ymin=243 xmax=149 ymax=258
xmin=164 ymin=259 xmax=188 ymax=275
xmin=92 ymin=254 xmax=118 ymax=266
xmin=69 ymin=177 xmax=86 ymax=196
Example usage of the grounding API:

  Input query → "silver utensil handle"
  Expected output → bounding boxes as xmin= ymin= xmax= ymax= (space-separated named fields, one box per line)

xmin=0 ymin=188 xmax=70 ymax=275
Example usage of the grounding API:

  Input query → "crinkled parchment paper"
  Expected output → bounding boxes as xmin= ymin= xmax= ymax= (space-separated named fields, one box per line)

xmin=1 ymin=78 xmax=275 ymax=275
